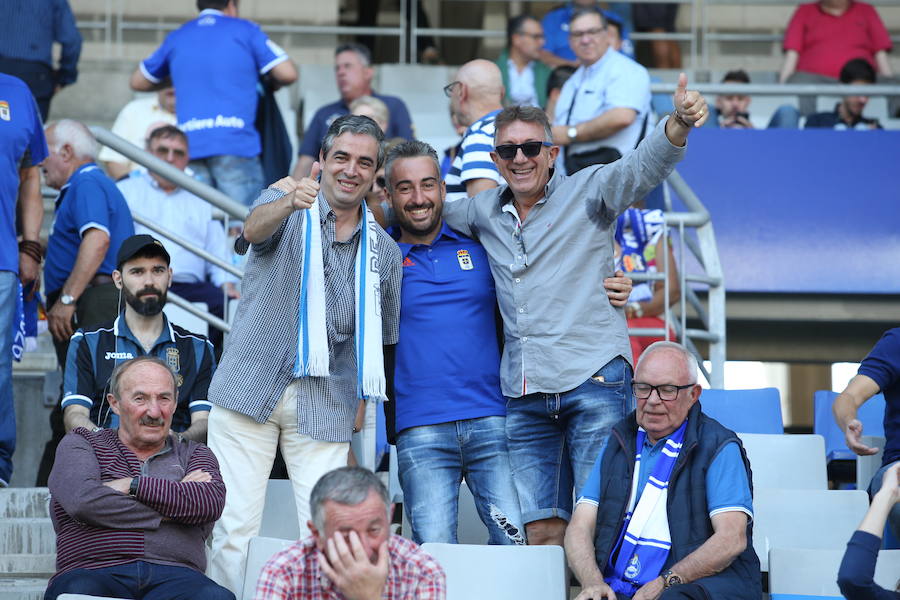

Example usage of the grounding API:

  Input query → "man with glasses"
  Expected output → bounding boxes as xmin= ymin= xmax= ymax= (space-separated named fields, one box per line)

xmin=565 ymin=341 xmax=760 ymax=600
xmin=442 ymin=80 xmax=708 ymax=548
xmin=443 ymin=59 xmax=506 ymax=202
xmin=551 ymin=6 xmax=652 ymax=174
xmin=495 ymin=15 xmax=552 ymax=108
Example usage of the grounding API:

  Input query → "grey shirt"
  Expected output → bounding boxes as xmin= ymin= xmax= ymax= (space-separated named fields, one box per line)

xmin=208 ymin=190 xmax=402 ymax=442
xmin=443 ymin=117 xmax=685 ymax=398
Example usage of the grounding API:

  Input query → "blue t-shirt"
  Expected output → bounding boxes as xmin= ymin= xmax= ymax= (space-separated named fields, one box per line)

xmin=0 ymin=74 xmax=48 ymax=274
xmin=392 ymin=223 xmax=506 ymax=433
xmin=298 ymin=93 xmax=414 ymax=158
xmin=542 ymin=4 xmax=635 ymax=61
xmin=140 ymin=9 xmax=288 ymax=160
xmin=858 ymin=328 xmax=900 ymax=466
xmin=45 ymin=164 xmax=134 ymax=294
xmin=578 ymin=430 xmax=754 ymax=521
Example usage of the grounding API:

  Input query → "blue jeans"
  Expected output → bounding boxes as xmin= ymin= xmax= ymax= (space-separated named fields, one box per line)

xmin=869 ymin=460 xmax=900 ymax=540
xmin=506 ymin=356 xmax=632 ymax=523
xmin=767 ymin=104 xmax=801 ymax=129
xmin=44 ymin=560 xmax=234 ymax=600
xmin=190 ymin=154 xmax=265 ymax=226
xmin=397 ymin=415 xmax=525 ymax=545
xmin=0 ymin=271 xmax=17 ymax=486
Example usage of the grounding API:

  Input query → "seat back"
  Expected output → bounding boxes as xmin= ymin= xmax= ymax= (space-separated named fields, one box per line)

xmin=259 ymin=479 xmax=302 ymax=541
xmin=753 ymin=489 xmax=868 ymax=571
xmin=699 ymin=388 xmax=784 ymax=433
xmin=241 ymin=536 xmax=295 ymax=600
xmin=769 ymin=545 xmax=900 ymax=597
xmin=813 ymin=390 xmax=885 ymax=461
xmin=420 ymin=543 xmax=567 ymax=600
xmin=738 ymin=433 xmax=827 ymax=489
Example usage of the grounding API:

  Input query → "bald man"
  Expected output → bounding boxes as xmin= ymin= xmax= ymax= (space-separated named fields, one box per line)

xmin=444 ymin=59 xmax=506 ymax=202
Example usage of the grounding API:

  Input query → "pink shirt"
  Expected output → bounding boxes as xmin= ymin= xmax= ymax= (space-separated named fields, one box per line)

xmin=783 ymin=1 xmax=892 ymax=79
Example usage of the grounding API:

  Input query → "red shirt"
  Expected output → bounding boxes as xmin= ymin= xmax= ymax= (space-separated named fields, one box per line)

xmin=255 ymin=535 xmax=445 ymax=600
xmin=783 ymin=1 xmax=892 ymax=78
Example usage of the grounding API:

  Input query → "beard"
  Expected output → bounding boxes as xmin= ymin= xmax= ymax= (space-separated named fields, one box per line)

xmin=123 ymin=284 xmax=167 ymax=316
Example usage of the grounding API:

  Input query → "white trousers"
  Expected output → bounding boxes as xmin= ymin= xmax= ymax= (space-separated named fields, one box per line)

xmin=206 ymin=381 xmax=349 ymax=594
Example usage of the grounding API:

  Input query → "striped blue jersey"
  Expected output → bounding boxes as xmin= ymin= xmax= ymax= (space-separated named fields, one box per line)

xmin=444 ymin=110 xmax=503 ymax=203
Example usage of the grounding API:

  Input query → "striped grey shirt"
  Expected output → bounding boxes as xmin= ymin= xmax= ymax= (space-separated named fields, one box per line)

xmin=443 ymin=117 xmax=685 ymax=398
xmin=208 ymin=190 xmax=402 ymax=442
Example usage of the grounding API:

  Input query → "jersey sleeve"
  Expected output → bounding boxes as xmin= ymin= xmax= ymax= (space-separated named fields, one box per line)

xmin=140 ymin=36 xmax=173 ymax=84
xmin=248 ymin=23 xmax=289 ymax=75
xmin=782 ymin=5 xmax=807 ymax=52
xmin=706 ymin=441 xmax=753 ymax=519
xmin=458 ymin=126 xmax=501 ymax=185
xmin=61 ymin=331 xmax=97 ymax=412
xmin=189 ymin=337 xmax=216 ymax=414
xmin=576 ymin=440 xmax=608 ymax=506
xmin=857 ymin=329 xmax=900 ymax=393
xmin=70 ymin=178 xmax=113 ymax=237
xmin=863 ymin=4 xmax=892 ymax=52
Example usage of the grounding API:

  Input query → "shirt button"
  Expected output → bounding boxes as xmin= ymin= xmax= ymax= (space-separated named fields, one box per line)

xmin=523 ymin=336 xmax=528 ymax=342
xmin=519 ymin=308 xmax=525 ymax=313
xmin=515 ymin=278 xmax=521 ymax=283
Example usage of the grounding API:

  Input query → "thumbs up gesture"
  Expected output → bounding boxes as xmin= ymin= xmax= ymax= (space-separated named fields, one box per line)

xmin=268 ymin=161 xmax=321 ymax=212
xmin=671 ymin=72 xmax=709 ymax=128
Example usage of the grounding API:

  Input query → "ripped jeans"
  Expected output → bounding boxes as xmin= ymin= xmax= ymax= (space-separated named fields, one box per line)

xmin=397 ymin=415 xmax=526 ymax=545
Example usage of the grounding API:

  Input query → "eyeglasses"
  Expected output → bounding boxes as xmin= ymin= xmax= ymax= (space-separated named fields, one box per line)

xmin=494 ymin=141 xmax=552 ymax=160
xmin=632 ymin=382 xmax=694 ymax=401
xmin=569 ymin=27 xmax=606 ymax=39
xmin=443 ymin=81 xmax=462 ymax=97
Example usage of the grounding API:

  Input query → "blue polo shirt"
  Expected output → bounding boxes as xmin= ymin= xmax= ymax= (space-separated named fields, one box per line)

xmin=858 ymin=328 xmax=900 ymax=466
xmin=392 ymin=222 xmax=505 ymax=433
xmin=542 ymin=4 xmax=634 ymax=60
xmin=140 ymin=9 xmax=289 ymax=159
xmin=577 ymin=432 xmax=753 ymax=520
xmin=298 ymin=93 xmax=414 ymax=158
xmin=0 ymin=74 xmax=48 ymax=274
xmin=44 ymin=164 xmax=134 ymax=294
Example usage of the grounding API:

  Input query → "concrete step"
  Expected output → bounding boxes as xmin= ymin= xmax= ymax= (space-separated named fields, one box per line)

xmin=0 ymin=577 xmax=49 ymax=600
xmin=0 ymin=553 xmax=56 ymax=577
xmin=0 ymin=519 xmax=56 ymax=556
xmin=0 ymin=488 xmax=50 ymax=519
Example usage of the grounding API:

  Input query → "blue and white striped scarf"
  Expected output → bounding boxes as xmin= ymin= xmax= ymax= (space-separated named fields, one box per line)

xmin=607 ymin=421 xmax=688 ymax=595
xmin=292 ymin=198 xmax=386 ymax=400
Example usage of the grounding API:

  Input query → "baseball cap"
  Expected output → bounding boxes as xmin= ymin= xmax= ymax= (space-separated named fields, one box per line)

xmin=116 ymin=234 xmax=171 ymax=270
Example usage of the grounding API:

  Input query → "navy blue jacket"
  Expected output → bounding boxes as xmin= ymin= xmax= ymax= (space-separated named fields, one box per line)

xmin=592 ymin=401 xmax=761 ymax=598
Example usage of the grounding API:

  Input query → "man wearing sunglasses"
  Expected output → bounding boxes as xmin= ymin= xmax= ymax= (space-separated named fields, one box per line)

xmin=442 ymin=77 xmax=708 ymax=550
xmin=565 ymin=341 xmax=759 ymax=600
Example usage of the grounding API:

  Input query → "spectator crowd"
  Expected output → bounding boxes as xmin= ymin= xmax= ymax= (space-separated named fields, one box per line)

xmin=0 ymin=0 xmax=897 ymax=598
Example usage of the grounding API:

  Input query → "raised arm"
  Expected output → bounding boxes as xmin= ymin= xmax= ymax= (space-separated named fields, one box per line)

xmin=244 ymin=165 xmax=320 ymax=245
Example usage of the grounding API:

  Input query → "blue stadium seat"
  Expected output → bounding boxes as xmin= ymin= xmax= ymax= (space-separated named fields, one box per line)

xmin=699 ymin=388 xmax=783 ymax=434
xmin=813 ymin=390 xmax=885 ymax=462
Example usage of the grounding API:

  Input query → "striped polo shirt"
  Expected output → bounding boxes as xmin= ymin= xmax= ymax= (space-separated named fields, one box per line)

xmin=444 ymin=109 xmax=503 ymax=203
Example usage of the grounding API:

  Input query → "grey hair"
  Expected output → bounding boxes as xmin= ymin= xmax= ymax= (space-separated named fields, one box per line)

xmin=108 ymin=356 xmax=177 ymax=400
xmin=335 ymin=42 xmax=372 ymax=67
xmin=493 ymin=105 xmax=554 ymax=146
xmin=310 ymin=467 xmax=390 ymax=532
xmin=383 ymin=140 xmax=441 ymax=193
xmin=636 ymin=341 xmax=700 ymax=385
xmin=320 ymin=114 xmax=386 ymax=169
xmin=569 ymin=5 xmax=608 ymax=28
xmin=48 ymin=119 xmax=98 ymax=160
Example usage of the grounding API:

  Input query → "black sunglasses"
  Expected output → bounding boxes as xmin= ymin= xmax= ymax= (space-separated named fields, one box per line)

xmin=494 ymin=141 xmax=553 ymax=160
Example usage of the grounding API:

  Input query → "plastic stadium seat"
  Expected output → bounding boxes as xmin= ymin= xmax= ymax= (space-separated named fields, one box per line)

xmin=699 ymin=388 xmax=783 ymax=434
xmin=259 ymin=479 xmax=302 ymax=541
xmin=856 ymin=435 xmax=886 ymax=491
xmin=421 ymin=543 xmax=567 ymax=600
xmin=753 ymin=489 xmax=868 ymax=571
xmin=769 ymin=546 xmax=900 ymax=598
xmin=737 ymin=433 xmax=827 ymax=489
xmin=241 ymin=536 xmax=295 ymax=600
xmin=813 ymin=390 xmax=885 ymax=462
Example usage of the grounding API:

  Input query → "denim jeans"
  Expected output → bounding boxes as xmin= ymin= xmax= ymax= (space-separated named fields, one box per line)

xmin=43 ymin=560 xmax=234 ymax=600
xmin=190 ymin=154 xmax=265 ymax=226
xmin=397 ymin=415 xmax=525 ymax=545
xmin=869 ymin=460 xmax=900 ymax=539
xmin=0 ymin=271 xmax=17 ymax=485
xmin=506 ymin=356 xmax=633 ymax=523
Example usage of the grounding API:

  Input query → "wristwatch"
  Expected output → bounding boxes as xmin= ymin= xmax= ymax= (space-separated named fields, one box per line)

xmin=128 ymin=476 xmax=140 ymax=497
xmin=567 ymin=126 xmax=578 ymax=141
xmin=60 ymin=294 xmax=76 ymax=306
xmin=662 ymin=570 xmax=683 ymax=589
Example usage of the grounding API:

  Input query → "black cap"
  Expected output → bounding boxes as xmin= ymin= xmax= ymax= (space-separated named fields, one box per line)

xmin=116 ymin=234 xmax=171 ymax=270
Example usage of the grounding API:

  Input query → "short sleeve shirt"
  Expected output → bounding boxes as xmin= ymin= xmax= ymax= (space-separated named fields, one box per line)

xmin=139 ymin=9 xmax=289 ymax=159
xmin=858 ymin=328 xmax=900 ymax=465
xmin=0 ymin=73 xmax=48 ymax=274
xmin=444 ymin=110 xmax=502 ymax=203
xmin=44 ymin=164 xmax=135 ymax=294
xmin=783 ymin=1 xmax=892 ymax=79
xmin=298 ymin=93 xmax=414 ymax=158
xmin=578 ymin=434 xmax=754 ymax=520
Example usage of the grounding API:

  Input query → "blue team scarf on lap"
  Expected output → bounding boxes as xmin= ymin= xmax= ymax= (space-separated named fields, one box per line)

xmin=606 ymin=420 xmax=688 ymax=595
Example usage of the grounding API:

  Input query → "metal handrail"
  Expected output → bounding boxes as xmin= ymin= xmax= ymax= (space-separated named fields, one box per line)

xmin=650 ymin=83 xmax=900 ymax=96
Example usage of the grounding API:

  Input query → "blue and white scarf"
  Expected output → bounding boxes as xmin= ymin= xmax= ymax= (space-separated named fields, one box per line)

xmin=292 ymin=198 xmax=386 ymax=400
xmin=607 ymin=421 xmax=688 ymax=595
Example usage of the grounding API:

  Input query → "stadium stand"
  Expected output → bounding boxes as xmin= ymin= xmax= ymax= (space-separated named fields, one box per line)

xmin=698 ymin=387 xmax=783 ymax=433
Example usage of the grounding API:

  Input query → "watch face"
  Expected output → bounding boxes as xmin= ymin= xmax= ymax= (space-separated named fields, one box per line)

xmin=666 ymin=573 xmax=683 ymax=587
